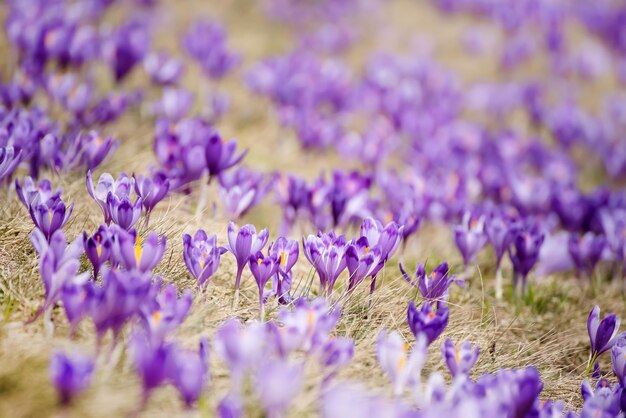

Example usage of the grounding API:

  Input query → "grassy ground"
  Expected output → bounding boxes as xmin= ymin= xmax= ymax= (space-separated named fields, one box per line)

xmin=0 ymin=0 xmax=624 ymax=416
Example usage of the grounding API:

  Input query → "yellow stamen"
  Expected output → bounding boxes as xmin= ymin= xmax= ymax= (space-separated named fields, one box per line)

xmin=48 ymin=209 xmax=54 ymax=223
xmin=307 ymin=310 xmax=315 ymax=327
xmin=152 ymin=311 xmax=161 ymax=323
xmin=428 ymin=312 xmax=435 ymax=320
xmin=134 ymin=236 xmax=143 ymax=265
xmin=455 ymin=347 xmax=460 ymax=362
xmin=96 ymin=244 xmax=102 ymax=258
xmin=397 ymin=343 xmax=409 ymax=371
xmin=280 ymin=251 xmax=286 ymax=266
xmin=365 ymin=246 xmax=370 ymax=253
xmin=257 ymin=258 xmax=262 ymax=265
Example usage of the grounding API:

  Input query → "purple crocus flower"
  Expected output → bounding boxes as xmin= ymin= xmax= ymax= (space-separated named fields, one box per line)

xmin=249 ymin=251 xmax=280 ymax=320
xmin=107 ymin=192 xmax=143 ymax=230
xmin=580 ymin=378 xmax=622 ymax=417
xmin=275 ymin=298 xmax=341 ymax=354
xmin=134 ymin=171 xmax=170 ymax=225
xmin=320 ymin=337 xmax=354 ymax=379
xmin=611 ymin=334 xmax=626 ymax=386
xmin=140 ymin=284 xmax=192 ymax=344
xmin=86 ymin=171 xmax=134 ymax=224
xmin=129 ymin=333 xmax=174 ymax=403
xmin=267 ymin=237 xmax=299 ymax=304
xmin=274 ymin=173 xmax=309 ymax=236
xmin=166 ymin=338 xmax=210 ymax=408
xmin=568 ymin=232 xmax=606 ymax=279
xmin=217 ymin=394 xmax=243 ymax=418
xmin=407 ymin=301 xmax=449 ymax=346
xmin=143 ymin=51 xmax=184 ymax=85
xmin=181 ymin=19 xmax=240 ymax=79
xmin=255 ymin=361 xmax=303 ymax=418
xmin=441 ymin=338 xmax=480 ymax=378
xmin=507 ymin=219 xmax=545 ymax=295
xmin=16 ymin=177 xmax=62 ymax=210
xmin=61 ymin=274 xmax=93 ymax=335
xmin=49 ymin=351 xmax=94 ymax=405
xmin=0 ymin=146 xmax=21 ymax=182
xmin=183 ymin=230 xmax=227 ymax=287
xmin=399 ymin=262 xmax=462 ymax=301
xmin=83 ymin=226 xmax=113 ymax=279
xmin=102 ymin=19 xmax=150 ymax=82
xmin=204 ymin=133 xmax=247 ymax=181
xmin=226 ymin=222 xmax=269 ymax=302
xmin=588 ymin=306 xmax=622 ymax=361
xmin=29 ymin=197 xmax=74 ymax=242
xmin=213 ymin=319 xmax=267 ymax=392
xmin=29 ymin=229 xmax=84 ymax=331
xmin=377 ymin=330 xmax=427 ymax=396
xmin=302 ymin=231 xmax=348 ymax=296
xmin=218 ymin=167 xmax=271 ymax=219
xmin=453 ymin=211 xmax=488 ymax=272
xmin=66 ymin=131 xmax=119 ymax=171
xmin=89 ymin=269 xmax=154 ymax=343
xmin=152 ymin=88 xmax=194 ymax=122
xmin=345 ymin=238 xmax=382 ymax=291
xmin=484 ymin=209 xmax=513 ymax=299
xmin=112 ymin=228 xmax=165 ymax=272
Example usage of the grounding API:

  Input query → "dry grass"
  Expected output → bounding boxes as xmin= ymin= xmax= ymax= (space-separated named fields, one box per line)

xmin=0 ymin=0 xmax=625 ymax=417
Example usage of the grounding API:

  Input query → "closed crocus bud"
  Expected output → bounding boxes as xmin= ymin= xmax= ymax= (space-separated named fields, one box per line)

xmin=182 ymin=230 xmax=227 ymax=287
xmin=588 ymin=306 xmax=622 ymax=360
xmin=441 ymin=338 xmax=480 ymax=378
xmin=49 ymin=351 xmax=94 ymax=405
xmin=407 ymin=301 xmax=449 ymax=346
xmin=508 ymin=219 xmax=544 ymax=295
xmin=611 ymin=334 xmax=626 ymax=386
xmin=129 ymin=333 xmax=174 ymax=402
xmin=113 ymin=228 xmax=165 ymax=272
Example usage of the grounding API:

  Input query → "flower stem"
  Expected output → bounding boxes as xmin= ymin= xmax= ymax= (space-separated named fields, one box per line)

xmin=584 ymin=352 xmax=597 ymax=376
xmin=495 ymin=264 xmax=503 ymax=300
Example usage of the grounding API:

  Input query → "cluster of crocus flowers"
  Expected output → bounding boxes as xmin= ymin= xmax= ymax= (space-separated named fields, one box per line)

xmin=226 ymin=222 xmax=269 ymax=303
xmin=399 ymin=261 xmax=462 ymax=301
xmin=183 ymin=230 xmax=227 ymax=287
xmin=49 ymin=351 xmax=94 ymax=405
xmin=17 ymin=177 xmax=74 ymax=242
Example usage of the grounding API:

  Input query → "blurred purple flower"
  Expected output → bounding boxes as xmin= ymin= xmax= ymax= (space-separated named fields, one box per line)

xmin=0 ymin=146 xmax=21 ymax=182
xmin=453 ymin=211 xmax=488 ymax=269
xmin=377 ymin=330 xmax=427 ymax=396
xmin=441 ymin=338 xmax=479 ymax=377
xmin=255 ymin=361 xmax=303 ymax=418
xmin=107 ymin=192 xmax=143 ymax=230
xmin=507 ymin=219 xmax=545 ymax=295
xmin=204 ymin=133 xmax=247 ymax=181
xmin=568 ymin=232 xmax=606 ymax=279
xmin=166 ymin=338 xmax=210 ymax=408
xmin=49 ymin=351 xmax=94 ymax=405
xmin=181 ymin=19 xmax=240 ymax=79
xmin=144 ymin=51 xmax=184 ymax=85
